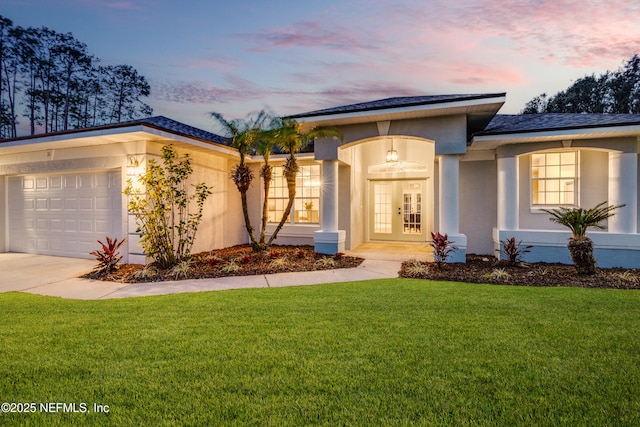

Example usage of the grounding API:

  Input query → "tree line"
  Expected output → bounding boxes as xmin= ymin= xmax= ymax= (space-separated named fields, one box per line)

xmin=0 ymin=15 xmax=152 ymax=139
xmin=523 ymin=54 xmax=640 ymax=114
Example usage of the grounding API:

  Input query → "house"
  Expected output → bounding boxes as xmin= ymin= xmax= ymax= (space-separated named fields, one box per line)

xmin=2 ymin=93 xmax=640 ymax=267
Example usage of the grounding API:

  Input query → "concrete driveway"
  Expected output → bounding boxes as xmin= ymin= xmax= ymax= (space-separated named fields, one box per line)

xmin=0 ymin=253 xmax=101 ymax=295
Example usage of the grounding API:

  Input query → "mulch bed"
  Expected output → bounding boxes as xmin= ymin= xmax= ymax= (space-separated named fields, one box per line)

xmin=400 ymin=254 xmax=640 ymax=289
xmin=89 ymin=245 xmax=364 ymax=283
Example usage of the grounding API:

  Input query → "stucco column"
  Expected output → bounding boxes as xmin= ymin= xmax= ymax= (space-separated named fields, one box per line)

xmin=608 ymin=151 xmax=637 ymax=233
xmin=314 ymin=159 xmax=345 ymax=254
xmin=439 ymin=154 xmax=459 ymax=234
xmin=322 ymin=159 xmax=338 ymax=231
xmin=497 ymin=155 xmax=518 ymax=230
xmin=438 ymin=154 xmax=466 ymax=262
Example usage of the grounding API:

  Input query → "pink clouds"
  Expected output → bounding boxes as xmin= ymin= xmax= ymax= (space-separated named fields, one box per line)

xmin=239 ymin=20 xmax=379 ymax=54
xmin=69 ymin=0 xmax=144 ymax=11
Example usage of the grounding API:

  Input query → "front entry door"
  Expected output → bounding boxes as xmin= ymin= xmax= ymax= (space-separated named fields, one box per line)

xmin=370 ymin=180 xmax=425 ymax=242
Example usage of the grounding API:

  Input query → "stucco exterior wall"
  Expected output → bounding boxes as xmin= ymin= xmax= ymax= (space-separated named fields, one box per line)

xmin=460 ymin=159 xmax=496 ymax=255
xmin=338 ymin=164 xmax=351 ymax=249
xmin=348 ymin=144 xmax=366 ymax=249
xmin=492 ymin=137 xmax=640 ymax=267
xmin=0 ymin=176 xmax=5 ymax=252
xmin=128 ymin=144 xmax=248 ymax=263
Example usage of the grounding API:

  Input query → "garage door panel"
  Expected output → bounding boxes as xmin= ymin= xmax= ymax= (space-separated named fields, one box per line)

xmin=21 ymin=178 xmax=35 ymax=190
xmin=78 ymin=198 xmax=94 ymax=210
xmin=50 ymin=176 xmax=62 ymax=188
xmin=78 ymin=220 xmax=94 ymax=233
xmin=8 ymin=170 xmax=121 ymax=258
xmin=36 ymin=177 xmax=48 ymax=189
xmin=51 ymin=219 xmax=63 ymax=232
xmin=63 ymin=176 xmax=77 ymax=189
xmin=50 ymin=198 xmax=63 ymax=210
xmin=36 ymin=198 xmax=48 ymax=210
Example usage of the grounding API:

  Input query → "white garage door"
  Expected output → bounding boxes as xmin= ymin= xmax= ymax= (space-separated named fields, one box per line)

xmin=8 ymin=170 xmax=122 ymax=258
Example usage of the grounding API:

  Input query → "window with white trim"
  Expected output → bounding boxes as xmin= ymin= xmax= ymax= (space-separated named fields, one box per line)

xmin=531 ymin=151 xmax=577 ymax=206
xmin=268 ymin=163 xmax=320 ymax=223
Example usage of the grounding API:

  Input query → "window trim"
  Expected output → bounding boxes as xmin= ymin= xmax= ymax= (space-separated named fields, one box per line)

xmin=266 ymin=161 xmax=321 ymax=225
xmin=530 ymin=150 xmax=579 ymax=210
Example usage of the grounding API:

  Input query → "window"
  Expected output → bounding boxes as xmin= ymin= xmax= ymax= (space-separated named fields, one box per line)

xmin=268 ymin=163 xmax=320 ymax=223
xmin=531 ymin=151 xmax=577 ymax=206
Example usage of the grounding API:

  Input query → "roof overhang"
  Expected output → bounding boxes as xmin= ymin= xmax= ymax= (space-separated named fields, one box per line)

xmin=0 ymin=124 xmax=238 ymax=157
xmin=293 ymin=95 xmax=506 ymax=129
xmin=470 ymin=124 xmax=640 ymax=150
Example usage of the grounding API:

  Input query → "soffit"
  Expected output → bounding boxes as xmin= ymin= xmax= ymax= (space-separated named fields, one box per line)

xmin=0 ymin=125 xmax=238 ymax=158
xmin=294 ymin=98 xmax=506 ymax=129
xmin=469 ymin=125 xmax=640 ymax=150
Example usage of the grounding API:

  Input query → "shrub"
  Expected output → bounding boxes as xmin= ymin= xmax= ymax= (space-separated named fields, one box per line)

xmin=543 ymin=202 xmax=623 ymax=275
xmin=205 ymin=253 xmax=223 ymax=266
xmin=269 ymin=250 xmax=281 ymax=259
xmin=295 ymin=248 xmax=306 ymax=259
xmin=240 ymin=254 xmax=252 ymax=264
xmin=131 ymin=264 xmax=159 ymax=281
xmin=403 ymin=259 xmax=428 ymax=277
xmin=170 ymin=260 xmax=192 ymax=279
xmin=315 ymin=257 xmax=337 ymax=268
xmin=483 ymin=268 xmax=511 ymax=281
xmin=124 ymin=145 xmax=212 ymax=269
xmin=613 ymin=271 xmax=638 ymax=284
xmin=221 ymin=260 xmax=241 ymax=274
xmin=499 ymin=237 xmax=533 ymax=265
xmin=89 ymin=236 xmax=126 ymax=278
xmin=430 ymin=232 xmax=458 ymax=266
xmin=269 ymin=257 xmax=287 ymax=270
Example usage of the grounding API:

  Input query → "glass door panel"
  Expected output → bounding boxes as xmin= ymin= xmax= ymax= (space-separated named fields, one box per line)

xmin=402 ymin=182 xmax=422 ymax=235
xmin=370 ymin=180 xmax=425 ymax=242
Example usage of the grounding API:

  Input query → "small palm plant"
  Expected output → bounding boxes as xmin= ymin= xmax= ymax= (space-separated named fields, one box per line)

xmin=543 ymin=202 xmax=624 ymax=275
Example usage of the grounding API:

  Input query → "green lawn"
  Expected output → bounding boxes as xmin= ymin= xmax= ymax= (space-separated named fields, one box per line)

xmin=1 ymin=280 xmax=639 ymax=426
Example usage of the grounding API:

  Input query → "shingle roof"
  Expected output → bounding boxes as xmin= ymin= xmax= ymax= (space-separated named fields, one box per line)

xmin=138 ymin=116 xmax=229 ymax=145
xmin=478 ymin=113 xmax=640 ymax=136
xmin=0 ymin=115 xmax=230 ymax=146
xmin=289 ymin=93 xmax=506 ymax=119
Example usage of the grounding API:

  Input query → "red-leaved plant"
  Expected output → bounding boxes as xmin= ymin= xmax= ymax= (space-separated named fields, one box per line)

xmin=430 ymin=232 xmax=457 ymax=267
xmin=90 ymin=236 xmax=126 ymax=278
xmin=499 ymin=237 xmax=533 ymax=266
xmin=295 ymin=248 xmax=306 ymax=259
xmin=269 ymin=250 xmax=281 ymax=259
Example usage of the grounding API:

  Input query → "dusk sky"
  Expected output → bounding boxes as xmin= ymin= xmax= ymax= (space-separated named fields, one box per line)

xmin=4 ymin=0 xmax=640 ymax=133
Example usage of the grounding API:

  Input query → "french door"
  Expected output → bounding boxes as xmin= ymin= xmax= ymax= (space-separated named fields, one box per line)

xmin=369 ymin=180 xmax=425 ymax=242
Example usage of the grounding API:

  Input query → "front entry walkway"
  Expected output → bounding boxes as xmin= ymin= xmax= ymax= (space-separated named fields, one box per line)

xmin=346 ymin=242 xmax=432 ymax=262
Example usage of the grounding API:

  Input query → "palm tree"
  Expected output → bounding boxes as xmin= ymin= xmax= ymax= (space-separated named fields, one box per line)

xmin=543 ymin=202 xmax=624 ymax=275
xmin=254 ymin=120 xmax=278 ymax=248
xmin=266 ymin=118 xmax=343 ymax=247
xmin=210 ymin=110 xmax=270 ymax=252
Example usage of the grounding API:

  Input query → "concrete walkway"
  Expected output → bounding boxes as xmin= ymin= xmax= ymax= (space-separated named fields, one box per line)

xmin=0 ymin=249 xmax=409 ymax=300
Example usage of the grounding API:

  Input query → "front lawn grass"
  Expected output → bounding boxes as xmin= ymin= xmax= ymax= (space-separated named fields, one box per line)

xmin=1 ymin=280 xmax=639 ymax=426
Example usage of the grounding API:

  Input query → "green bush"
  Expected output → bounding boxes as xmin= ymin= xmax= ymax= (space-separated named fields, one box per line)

xmin=124 ymin=145 xmax=212 ymax=269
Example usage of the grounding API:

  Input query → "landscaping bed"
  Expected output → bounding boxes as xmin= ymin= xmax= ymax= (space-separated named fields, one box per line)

xmin=90 ymin=245 xmax=364 ymax=283
xmin=400 ymin=254 xmax=640 ymax=289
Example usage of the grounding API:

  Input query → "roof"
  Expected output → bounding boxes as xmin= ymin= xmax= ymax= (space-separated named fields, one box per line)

xmin=478 ymin=113 xmax=640 ymax=136
xmin=137 ymin=116 xmax=229 ymax=145
xmin=289 ymin=93 xmax=507 ymax=119
xmin=0 ymin=115 xmax=230 ymax=146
